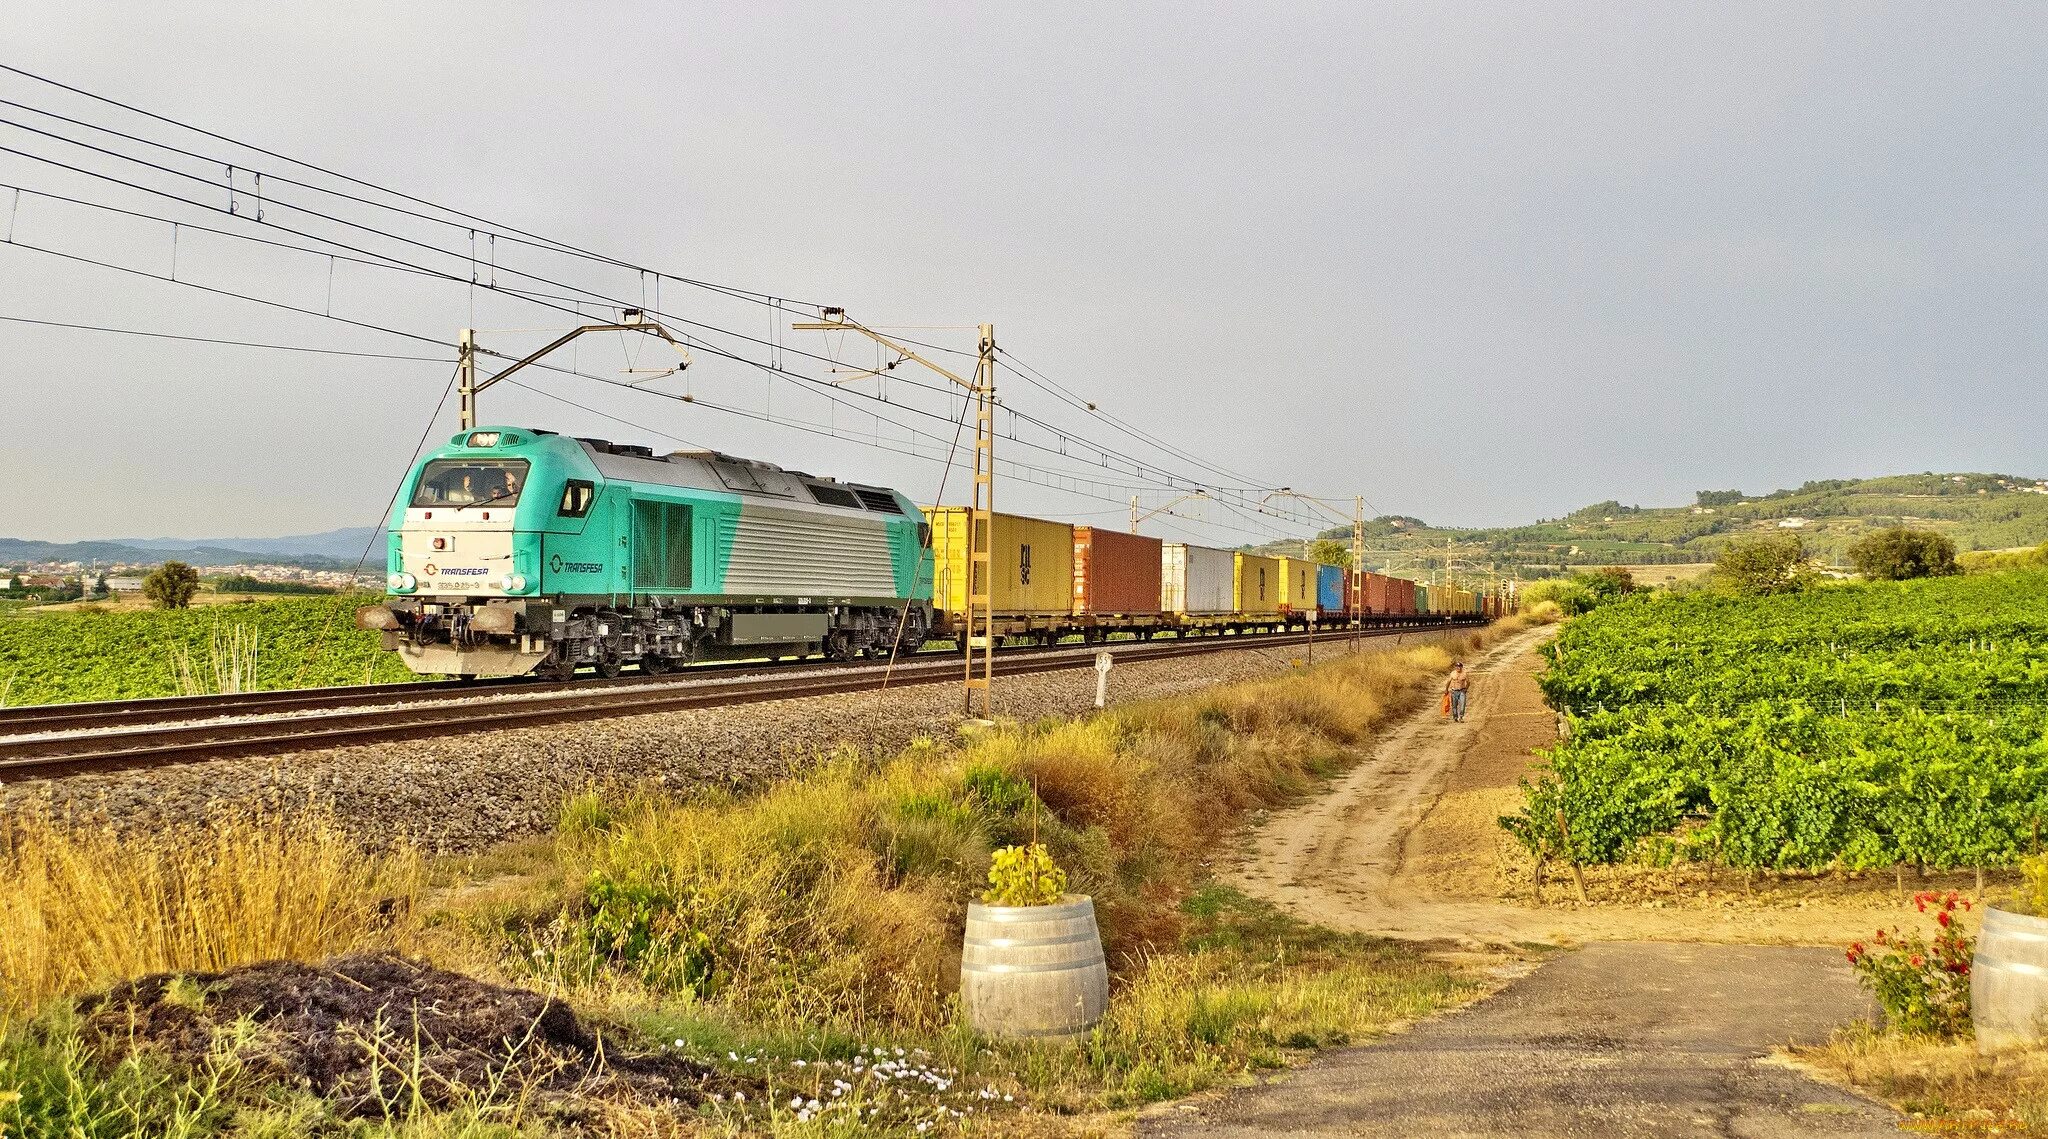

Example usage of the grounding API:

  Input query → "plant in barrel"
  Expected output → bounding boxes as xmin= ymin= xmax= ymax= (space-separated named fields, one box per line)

xmin=961 ymin=843 xmax=1107 ymax=1041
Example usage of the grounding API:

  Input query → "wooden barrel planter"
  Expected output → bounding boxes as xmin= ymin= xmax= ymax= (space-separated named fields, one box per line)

xmin=960 ymin=895 xmax=1108 ymax=1042
xmin=1972 ymin=906 xmax=2048 ymax=1051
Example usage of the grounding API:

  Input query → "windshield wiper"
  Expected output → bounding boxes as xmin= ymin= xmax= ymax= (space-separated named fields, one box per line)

xmin=453 ymin=489 xmax=517 ymax=512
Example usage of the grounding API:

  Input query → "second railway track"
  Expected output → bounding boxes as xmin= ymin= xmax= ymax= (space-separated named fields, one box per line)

xmin=0 ymin=624 xmax=1474 ymax=781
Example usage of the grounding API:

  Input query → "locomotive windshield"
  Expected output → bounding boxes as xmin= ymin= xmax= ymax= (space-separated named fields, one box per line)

xmin=411 ymin=459 xmax=530 ymax=507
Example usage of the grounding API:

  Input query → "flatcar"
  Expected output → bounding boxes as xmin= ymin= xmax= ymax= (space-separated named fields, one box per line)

xmin=357 ymin=426 xmax=932 ymax=678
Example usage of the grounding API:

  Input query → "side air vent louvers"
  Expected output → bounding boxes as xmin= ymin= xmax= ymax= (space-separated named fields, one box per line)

xmin=806 ymin=483 xmax=863 ymax=509
xmin=854 ymin=488 xmax=904 ymax=514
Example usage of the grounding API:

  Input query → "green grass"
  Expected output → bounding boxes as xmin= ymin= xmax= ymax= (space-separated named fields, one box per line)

xmin=0 ymin=593 xmax=413 ymax=705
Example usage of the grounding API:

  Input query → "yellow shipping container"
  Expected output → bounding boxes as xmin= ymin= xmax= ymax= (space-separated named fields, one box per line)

xmin=1277 ymin=557 xmax=1319 ymax=615
xmin=924 ymin=507 xmax=1075 ymax=618
xmin=1233 ymin=552 xmax=1283 ymax=615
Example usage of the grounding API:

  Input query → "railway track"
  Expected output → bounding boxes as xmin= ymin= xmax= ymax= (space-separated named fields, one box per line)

xmin=0 ymin=622 xmax=1475 ymax=781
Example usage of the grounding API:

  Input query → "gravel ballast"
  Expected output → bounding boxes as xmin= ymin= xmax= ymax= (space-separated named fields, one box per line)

xmin=1 ymin=633 xmax=1462 ymax=853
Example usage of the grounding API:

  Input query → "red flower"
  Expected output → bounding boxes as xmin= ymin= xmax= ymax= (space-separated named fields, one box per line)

xmin=1910 ymin=954 xmax=1925 ymax=968
xmin=1937 ymin=911 xmax=1952 ymax=928
xmin=1915 ymin=898 xmax=1927 ymax=913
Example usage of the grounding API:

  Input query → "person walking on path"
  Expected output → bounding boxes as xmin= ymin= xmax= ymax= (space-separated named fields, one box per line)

xmin=1444 ymin=660 xmax=1470 ymax=723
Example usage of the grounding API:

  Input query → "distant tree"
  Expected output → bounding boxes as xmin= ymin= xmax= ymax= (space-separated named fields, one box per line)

xmin=1714 ymin=534 xmax=1809 ymax=596
xmin=1307 ymin=538 xmax=1350 ymax=567
xmin=1576 ymin=566 xmax=1637 ymax=601
xmin=142 ymin=561 xmax=201 ymax=609
xmin=4 ymin=574 xmax=19 ymax=591
xmin=1848 ymin=528 xmax=1959 ymax=581
xmin=91 ymin=573 xmax=108 ymax=598
xmin=1695 ymin=489 xmax=1746 ymax=507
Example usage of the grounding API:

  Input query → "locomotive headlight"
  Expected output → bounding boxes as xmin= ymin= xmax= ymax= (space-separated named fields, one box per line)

xmin=508 ymin=573 xmax=528 ymax=593
xmin=389 ymin=572 xmax=417 ymax=593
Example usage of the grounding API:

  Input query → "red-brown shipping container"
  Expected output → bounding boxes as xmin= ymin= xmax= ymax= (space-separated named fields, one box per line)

xmin=1364 ymin=572 xmax=1390 ymax=614
xmin=1073 ymin=527 xmax=1165 ymax=616
xmin=1392 ymin=576 xmax=1416 ymax=615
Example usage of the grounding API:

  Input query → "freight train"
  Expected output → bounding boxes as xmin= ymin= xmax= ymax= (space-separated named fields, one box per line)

xmin=357 ymin=427 xmax=1508 ymax=678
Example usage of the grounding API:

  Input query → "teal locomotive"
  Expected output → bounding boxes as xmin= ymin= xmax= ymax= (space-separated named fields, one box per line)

xmin=357 ymin=427 xmax=933 ymax=678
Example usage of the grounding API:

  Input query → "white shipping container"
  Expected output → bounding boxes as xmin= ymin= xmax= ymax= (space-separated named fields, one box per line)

xmin=1162 ymin=543 xmax=1235 ymax=615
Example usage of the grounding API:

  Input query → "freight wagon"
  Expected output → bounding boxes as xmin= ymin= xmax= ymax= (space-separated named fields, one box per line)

xmin=927 ymin=508 xmax=1075 ymax=642
xmin=1163 ymin=542 xmax=1235 ymax=616
xmin=1316 ymin=563 xmax=1345 ymax=617
xmin=1234 ymin=553 xmax=1284 ymax=616
xmin=1277 ymin=557 xmax=1319 ymax=619
xmin=1073 ymin=527 xmax=1165 ymax=637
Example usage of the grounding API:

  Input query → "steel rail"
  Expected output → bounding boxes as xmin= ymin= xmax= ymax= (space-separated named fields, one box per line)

xmin=0 ymin=622 xmax=1476 ymax=781
xmin=0 ymin=620 xmax=1462 ymax=735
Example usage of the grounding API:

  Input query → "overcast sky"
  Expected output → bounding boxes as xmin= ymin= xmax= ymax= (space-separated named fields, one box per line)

xmin=3 ymin=3 xmax=2044 ymax=543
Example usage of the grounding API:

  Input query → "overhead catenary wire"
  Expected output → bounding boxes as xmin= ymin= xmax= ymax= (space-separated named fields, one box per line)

xmin=0 ymin=313 xmax=455 ymax=361
xmin=0 ymin=135 xmax=1256 ymax=506
xmin=0 ymin=74 xmax=1352 ymax=538
xmin=0 ymin=107 xmax=1311 ymax=514
xmin=1 ymin=219 xmax=1228 ymax=520
xmin=0 ymin=66 xmax=821 ymax=310
xmin=0 ymin=95 xmax=1278 ymax=510
xmin=0 ymin=106 xmax=1305 ymax=517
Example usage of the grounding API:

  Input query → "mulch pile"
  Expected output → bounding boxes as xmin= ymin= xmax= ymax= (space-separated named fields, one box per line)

xmin=78 ymin=952 xmax=724 ymax=1118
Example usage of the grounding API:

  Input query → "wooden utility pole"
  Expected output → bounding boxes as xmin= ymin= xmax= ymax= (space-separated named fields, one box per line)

xmin=794 ymin=310 xmax=997 ymax=719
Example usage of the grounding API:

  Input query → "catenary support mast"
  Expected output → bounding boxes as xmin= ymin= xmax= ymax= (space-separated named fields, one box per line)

xmin=793 ymin=310 xmax=997 ymax=719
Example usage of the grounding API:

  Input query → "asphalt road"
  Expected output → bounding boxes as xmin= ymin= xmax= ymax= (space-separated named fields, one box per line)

xmin=1141 ymin=943 xmax=1902 ymax=1138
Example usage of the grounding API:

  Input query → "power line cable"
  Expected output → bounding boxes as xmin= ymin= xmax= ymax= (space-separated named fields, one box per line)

xmin=0 ymin=85 xmax=1344 ymax=531
xmin=0 ymin=64 xmax=820 ymax=310
xmin=0 ymin=112 xmax=1288 ymax=505
xmin=0 ymin=136 xmax=1239 ymax=500
xmin=0 ymin=313 xmax=455 ymax=360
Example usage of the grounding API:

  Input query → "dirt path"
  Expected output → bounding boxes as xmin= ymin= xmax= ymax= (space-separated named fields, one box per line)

xmin=1148 ymin=625 xmax=1910 ymax=1137
xmin=1141 ymin=943 xmax=1897 ymax=1138
xmin=1228 ymin=625 xmax=1914 ymax=945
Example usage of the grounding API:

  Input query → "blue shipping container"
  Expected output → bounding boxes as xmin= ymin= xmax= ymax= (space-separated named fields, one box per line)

xmin=1316 ymin=563 xmax=1344 ymax=611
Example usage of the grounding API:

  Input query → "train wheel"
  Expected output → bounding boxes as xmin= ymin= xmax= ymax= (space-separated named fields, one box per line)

xmin=537 ymin=652 xmax=576 ymax=682
xmin=642 ymin=654 xmax=674 ymax=676
xmin=825 ymin=631 xmax=859 ymax=662
xmin=596 ymin=654 xmax=624 ymax=679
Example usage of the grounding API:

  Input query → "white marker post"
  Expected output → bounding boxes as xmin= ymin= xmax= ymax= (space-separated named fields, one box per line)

xmin=1094 ymin=651 xmax=1113 ymax=709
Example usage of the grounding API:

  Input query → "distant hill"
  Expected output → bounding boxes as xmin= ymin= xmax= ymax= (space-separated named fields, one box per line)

xmin=0 ymin=527 xmax=381 ymax=570
xmin=1272 ymin=472 xmax=2048 ymax=578
xmin=110 ymin=527 xmax=382 ymax=560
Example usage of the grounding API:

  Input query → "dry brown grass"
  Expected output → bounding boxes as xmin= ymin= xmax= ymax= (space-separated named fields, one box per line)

xmin=1803 ymin=1027 xmax=2048 ymax=1132
xmin=504 ymin=621 xmax=1534 ymax=1034
xmin=0 ymin=807 xmax=422 ymax=1015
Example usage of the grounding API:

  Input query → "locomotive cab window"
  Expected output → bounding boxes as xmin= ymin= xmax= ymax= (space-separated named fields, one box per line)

xmin=411 ymin=460 xmax=529 ymax=507
xmin=558 ymin=479 xmax=595 ymax=518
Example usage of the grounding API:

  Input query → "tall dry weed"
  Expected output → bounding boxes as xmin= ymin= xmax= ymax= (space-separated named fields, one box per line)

xmin=515 ymin=621 xmax=1535 ymax=1033
xmin=0 ymin=808 xmax=421 ymax=1013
